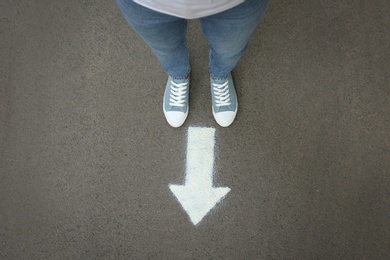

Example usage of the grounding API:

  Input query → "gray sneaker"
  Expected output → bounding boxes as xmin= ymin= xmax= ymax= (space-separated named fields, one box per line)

xmin=163 ymin=76 xmax=189 ymax=127
xmin=210 ymin=73 xmax=237 ymax=127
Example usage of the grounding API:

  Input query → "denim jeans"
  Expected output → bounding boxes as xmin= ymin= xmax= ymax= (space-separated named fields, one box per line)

xmin=116 ymin=0 xmax=268 ymax=79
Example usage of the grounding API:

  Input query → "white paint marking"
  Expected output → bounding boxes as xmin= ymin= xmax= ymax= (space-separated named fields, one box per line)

xmin=169 ymin=127 xmax=231 ymax=225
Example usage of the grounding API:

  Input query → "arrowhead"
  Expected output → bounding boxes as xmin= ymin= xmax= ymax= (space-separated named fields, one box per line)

xmin=169 ymin=185 xmax=230 ymax=225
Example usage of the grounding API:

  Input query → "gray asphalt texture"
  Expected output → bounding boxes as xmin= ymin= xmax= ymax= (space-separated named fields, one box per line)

xmin=1 ymin=0 xmax=390 ymax=259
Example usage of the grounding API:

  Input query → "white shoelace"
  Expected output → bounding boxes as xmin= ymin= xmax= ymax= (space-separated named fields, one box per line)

xmin=169 ymin=81 xmax=188 ymax=107
xmin=212 ymin=81 xmax=231 ymax=107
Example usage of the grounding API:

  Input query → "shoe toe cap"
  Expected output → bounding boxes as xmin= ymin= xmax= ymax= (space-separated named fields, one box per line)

xmin=214 ymin=111 xmax=236 ymax=127
xmin=164 ymin=111 xmax=188 ymax=128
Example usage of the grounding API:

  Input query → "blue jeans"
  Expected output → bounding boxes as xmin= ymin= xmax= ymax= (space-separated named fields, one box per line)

xmin=116 ymin=0 xmax=268 ymax=79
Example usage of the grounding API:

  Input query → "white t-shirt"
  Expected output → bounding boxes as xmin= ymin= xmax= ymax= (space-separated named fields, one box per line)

xmin=133 ymin=0 xmax=245 ymax=19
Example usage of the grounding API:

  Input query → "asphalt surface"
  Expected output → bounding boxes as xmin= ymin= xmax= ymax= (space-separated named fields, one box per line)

xmin=1 ymin=0 xmax=389 ymax=259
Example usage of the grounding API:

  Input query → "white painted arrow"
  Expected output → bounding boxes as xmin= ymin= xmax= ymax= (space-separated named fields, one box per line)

xmin=169 ymin=127 xmax=230 ymax=225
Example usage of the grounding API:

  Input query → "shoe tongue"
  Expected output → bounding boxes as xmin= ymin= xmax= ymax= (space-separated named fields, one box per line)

xmin=172 ymin=78 xmax=188 ymax=84
xmin=213 ymin=78 xmax=227 ymax=84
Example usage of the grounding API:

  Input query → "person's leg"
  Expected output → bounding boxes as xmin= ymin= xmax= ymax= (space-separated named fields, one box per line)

xmin=200 ymin=0 xmax=268 ymax=127
xmin=200 ymin=0 xmax=268 ymax=79
xmin=117 ymin=0 xmax=191 ymax=127
xmin=116 ymin=0 xmax=190 ymax=79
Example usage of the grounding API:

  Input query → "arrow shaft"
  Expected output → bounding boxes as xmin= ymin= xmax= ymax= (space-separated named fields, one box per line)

xmin=185 ymin=127 xmax=215 ymax=188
